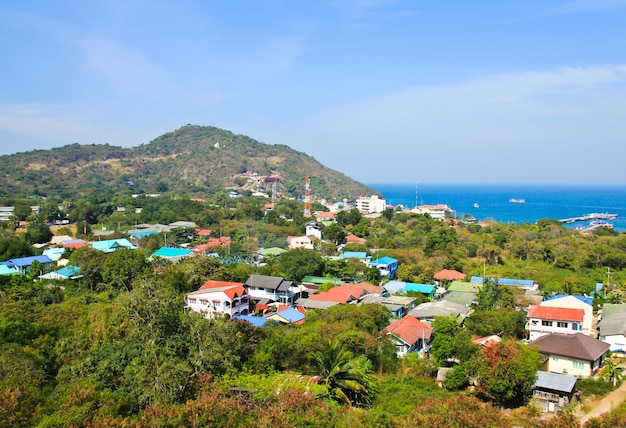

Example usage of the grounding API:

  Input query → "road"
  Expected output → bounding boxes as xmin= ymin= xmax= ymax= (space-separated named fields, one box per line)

xmin=576 ymin=379 xmax=626 ymax=424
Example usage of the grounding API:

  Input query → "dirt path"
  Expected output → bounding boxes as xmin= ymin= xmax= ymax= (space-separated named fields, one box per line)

xmin=576 ymin=380 xmax=626 ymax=424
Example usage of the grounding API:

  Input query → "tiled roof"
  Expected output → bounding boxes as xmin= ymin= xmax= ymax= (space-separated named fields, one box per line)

xmin=433 ymin=269 xmax=466 ymax=281
xmin=308 ymin=286 xmax=367 ymax=303
xmin=528 ymin=305 xmax=584 ymax=322
xmin=386 ymin=316 xmax=432 ymax=346
xmin=530 ymin=333 xmax=610 ymax=361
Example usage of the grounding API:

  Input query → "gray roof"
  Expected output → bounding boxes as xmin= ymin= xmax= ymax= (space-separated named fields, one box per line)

xmin=530 ymin=333 xmax=610 ymax=362
xmin=534 ymin=371 xmax=577 ymax=394
xmin=359 ymin=294 xmax=417 ymax=307
xmin=245 ymin=274 xmax=293 ymax=292
xmin=599 ymin=308 xmax=626 ymax=336
xmin=295 ymin=298 xmax=340 ymax=310
xmin=409 ymin=300 xmax=469 ymax=320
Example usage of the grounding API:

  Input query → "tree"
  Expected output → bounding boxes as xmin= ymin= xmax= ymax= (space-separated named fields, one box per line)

xmin=101 ymin=249 xmax=151 ymax=291
xmin=278 ymin=248 xmax=324 ymax=281
xmin=602 ymin=359 xmax=623 ymax=386
xmin=363 ymin=266 xmax=381 ymax=284
xmin=310 ymin=340 xmax=377 ymax=406
xmin=323 ymin=223 xmax=346 ymax=245
xmin=467 ymin=339 xmax=541 ymax=405
xmin=475 ymin=279 xmax=515 ymax=310
xmin=25 ymin=213 xmax=52 ymax=244
xmin=464 ymin=308 xmax=527 ymax=339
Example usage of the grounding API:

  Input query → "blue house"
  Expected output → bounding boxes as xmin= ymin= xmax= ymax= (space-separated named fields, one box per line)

xmin=91 ymin=238 xmax=137 ymax=253
xmin=368 ymin=256 xmax=398 ymax=279
xmin=1 ymin=255 xmax=53 ymax=274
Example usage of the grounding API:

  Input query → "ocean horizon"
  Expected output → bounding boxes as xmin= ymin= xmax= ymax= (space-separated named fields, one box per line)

xmin=367 ymin=183 xmax=626 ymax=232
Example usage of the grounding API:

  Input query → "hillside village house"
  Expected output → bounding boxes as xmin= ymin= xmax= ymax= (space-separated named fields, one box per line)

xmin=244 ymin=274 xmax=295 ymax=306
xmin=530 ymin=333 xmax=610 ymax=378
xmin=539 ymin=294 xmax=594 ymax=336
xmin=526 ymin=305 xmax=585 ymax=341
xmin=368 ymin=256 xmax=398 ymax=280
xmin=1 ymin=255 xmax=53 ymax=275
xmin=598 ymin=304 xmax=626 ymax=353
xmin=385 ymin=315 xmax=433 ymax=357
xmin=532 ymin=371 xmax=579 ymax=413
xmin=186 ymin=280 xmax=250 ymax=319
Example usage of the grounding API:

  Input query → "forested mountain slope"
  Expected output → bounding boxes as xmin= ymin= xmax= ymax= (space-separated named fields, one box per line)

xmin=0 ymin=125 xmax=375 ymax=200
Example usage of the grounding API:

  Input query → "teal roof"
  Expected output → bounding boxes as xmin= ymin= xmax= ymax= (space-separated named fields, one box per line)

xmin=0 ymin=265 xmax=19 ymax=275
xmin=404 ymin=283 xmax=435 ymax=294
xmin=340 ymin=251 xmax=368 ymax=259
xmin=152 ymin=247 xmax=193 ymax=257
xmin=370 ymin=256 xmax=397 ymax=265
xmin=56 ymin=265 xmax=81 ymax=277
xmin=42 ymin=247 xmax=66 ymax=261
xmin=91 ymin=238 xmax=137 ymax=253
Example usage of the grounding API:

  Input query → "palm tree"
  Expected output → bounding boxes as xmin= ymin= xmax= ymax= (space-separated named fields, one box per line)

xmin=603 ymin=359 xmax=623 ymax=387
xmin=310 ymin=340 xmax=377 ymax=406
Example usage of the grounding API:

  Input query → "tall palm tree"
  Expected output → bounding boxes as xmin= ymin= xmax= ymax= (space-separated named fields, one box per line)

xmin=603 ymin=359 xmax=623 ymax=386
xmin=310 ymin=340 xmax=377 ymax=406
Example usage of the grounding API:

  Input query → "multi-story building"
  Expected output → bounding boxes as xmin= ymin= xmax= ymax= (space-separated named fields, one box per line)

xmin=356 ymin=195 xmax=386 ymax=214
xmin=186 ymin=280 xmax=250 ymax=319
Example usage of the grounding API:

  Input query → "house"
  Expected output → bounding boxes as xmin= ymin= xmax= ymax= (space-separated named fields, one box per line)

xmin=541 ymin=295 xmax=594 ymax=336
xmin=386 ymin=316 xmax=433 ymax=357
xmin=526 ymin=305 xmax=585 ymax=341
xmin=409 ymin=300 xmax=470 ymax=324
xmin=315 ymin=211 xmax=337 ymax=222
xmin=42 ymin=247 xmax=67 ymax=263
xmin=266 ymin=307 xmax=306 ymax=324
xmin=411 ymin=204 xmax=453 ymax=220
xmin=0 ymin=264 xmax=19 ymax=276
xmin=60 ymin=239 xmax=88 ymax=249
xmin=433 ymin=269 xmax=466 ymax=282
xmin=38 ymin=265 xmax=82 ymax=280
xmin=169 ymin=221 xmax=198 ymax=229
xmin=532 ymin=371 xmax=578 ymax=413
xmin=244 ymin=274 xmax=295 ymax=305
xmin=152 ymin=247 xmax=195 ymax=263
xmin=382 ymin=280 xmax=407 ymax=296
xmin=300 ymin=276 xmax=343 ymax=289
xmin=307 ymin=285 xmax=369 ymax=304
xmin=368 ymin=256 xmax=398 ymax=279
xmin=530 ymin=333 xmax=610 ymax=378
xmin=1 ymin=255 xmax=53 ymax=275
xmin=359 ymin=294 xmax=418 ymax=318
xmin=598 ymin=304 xmax=626 ymax=353
xmin=50 ymin=235 xmax=73 ymax=246
xmin=349 ymin=282 xmax=384 ymax=296
xmin=287 ymin=235 xmax=314 ymax=250
xmin=339 ymin=251 xmax=369 ymax=262
xmin=403 ymin=283 xmax=436 ymax=300
xmin=445 ymin=281 xmax=482 ymax=306
xmin=186 ymin=280 xmax=250 ymax=319
xmin=470 ymin=276 xmax=537 ymax=290
xmin=295 ymin=298 xmax=340 ymax=310
xmin=90 ymin=238 xmax=137 ymax=253
xmin=344 ymin=234 xmax=366 ymax=245
xmin=472 ymin=334 xmax=502 ymax=347
xmin=234 ymin=314 xmax=270 ymax=327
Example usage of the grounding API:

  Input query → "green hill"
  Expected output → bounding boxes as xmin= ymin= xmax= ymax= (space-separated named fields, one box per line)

xmin=0 ymin=125 xmax=376 ymax=200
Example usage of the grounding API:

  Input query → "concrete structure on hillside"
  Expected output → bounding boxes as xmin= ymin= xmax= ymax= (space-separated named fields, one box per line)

xmin=356 ymin=195 xmax=386 ymax=214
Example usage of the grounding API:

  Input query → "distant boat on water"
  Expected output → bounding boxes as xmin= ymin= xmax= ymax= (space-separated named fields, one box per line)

xmin=509 ymin=198 xmax=526 ymax=204
xmin=474 ymin=203 xmax=479 ymax=208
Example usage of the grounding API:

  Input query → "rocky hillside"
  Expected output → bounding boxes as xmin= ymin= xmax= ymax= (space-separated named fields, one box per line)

xmin=0 ymin=125 xmax=376 ymax=200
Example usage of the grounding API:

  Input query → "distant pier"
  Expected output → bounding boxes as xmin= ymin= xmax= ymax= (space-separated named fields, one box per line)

xmin=558 ymin=213 xmax=618 ymax=224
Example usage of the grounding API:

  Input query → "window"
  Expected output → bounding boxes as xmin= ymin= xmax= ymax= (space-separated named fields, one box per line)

xmin=542 ymin=320 xmax=553 ymax=327
xmin=557 ymin=322 xmax=568 ymax=328
xmin=573 ymin=361 xmax=585 ymax=369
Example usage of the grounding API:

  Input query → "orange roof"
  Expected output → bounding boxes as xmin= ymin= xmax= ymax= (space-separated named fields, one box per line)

xmin=315 ymin=212 xmax=337 ymax=219
xmin=199 ymin=280 xmax=244 ymax=290
xmin=350 ymin=282 xmax=384 ymax=295
xmin=308 ymin=286 xmax=366 ymax=303
xmin=222 ymin=285 xmax=247 ymax=299
xmin=433 ymin=269 xmax=466 ymax=281
xmin=386 ymin=316 xmax=432 ymax=345
xmin=528 ymin=305 xmax=584 ymax=322
xmin=345 ymin=234 xmax=366 ymax=244
xmin=197 ymin=229 xmax=212 ymax=236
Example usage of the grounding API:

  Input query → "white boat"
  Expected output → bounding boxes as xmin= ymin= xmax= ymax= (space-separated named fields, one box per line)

xmin=473 ymin=203 xmax=479 ymax=208
xmin=509 ymin=198 xmax=526 ymax=204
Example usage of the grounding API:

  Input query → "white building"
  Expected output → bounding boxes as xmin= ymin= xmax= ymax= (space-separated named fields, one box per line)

xmin=186 ymin=280 xmax=250 ymax=319
xmin=526 ymin=305 xmax=584 ymax=341
xmin=356 ymin=195 xmax=386 ymax=214
xmin=541 ymin=295 xmax=594 ymax=336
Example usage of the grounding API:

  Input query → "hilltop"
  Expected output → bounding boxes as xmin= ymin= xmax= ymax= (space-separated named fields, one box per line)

xmin=0 ymin=125 xmax=376 ymax=200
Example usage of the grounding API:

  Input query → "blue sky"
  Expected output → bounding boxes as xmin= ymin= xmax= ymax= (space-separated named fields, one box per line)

xmin=1 ymin=1 xmax=625 ymax=184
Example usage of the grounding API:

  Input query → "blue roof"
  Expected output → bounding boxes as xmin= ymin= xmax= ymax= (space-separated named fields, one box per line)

xmin=383 ymin=280 xmax=407 ymax=294
xmin=56 ymin=265 xmax=81 ymax=277
xmin=129 ymin=230 xmax=160 ymax=238
xmin=546 ymin=294 xmax=593 ymax=306
xmin=339 ymin=251 xmax=368 ymax=259
xmin=271 ymin=307 xmax=305 ymax=323
xmin=0 ymin=265 xmax=19 ymax=275
xmin=470 ymin=276 xmax=534 ymax=287
xmin=91 ymin=238 xmax=137 ymax=252
xmin=235 ymin=315 xmax=269 ymax=327
xmin=5 ymin=255 xmax=52 ymax=267
xmin=42 ymin=247 xmax=66 ymax=261
xmin=370 ymin=256 xmax=397 ymax=265
xmin=404 ymin=283 xmax=435 ymax=294
xmin=152 ymin=247 xmax=193 ymax=257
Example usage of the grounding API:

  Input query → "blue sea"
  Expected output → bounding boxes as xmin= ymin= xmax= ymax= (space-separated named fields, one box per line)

xmin=367 ymin=183 xmax=626 ymax=232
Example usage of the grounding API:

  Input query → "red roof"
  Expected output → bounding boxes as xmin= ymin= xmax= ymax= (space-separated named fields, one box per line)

xmin=199 ymin=280 xmax=244 ymax=290
xmin=385 ymin=316 xmax=432 ymax=345
xmin=433 ymin=269 xmax=466 ymax=281
xmin=196 ymin=229 xmax=212 ymax=236
xmin=528 ymin=305 xmax=584 ymax=322
xmin=315 ymin=212 xmax=337 ymax=220
xmin=350 ymin=282 xmax=384 ymax=295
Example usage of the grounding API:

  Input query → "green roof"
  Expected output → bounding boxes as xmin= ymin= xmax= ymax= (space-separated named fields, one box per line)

xmin=448 ymin=281 xmax=482 ymax=293
xmin=259 ymin=247 xmax=287 ymax=256
xmin=301 ymin=276 xmax=343 ymax=285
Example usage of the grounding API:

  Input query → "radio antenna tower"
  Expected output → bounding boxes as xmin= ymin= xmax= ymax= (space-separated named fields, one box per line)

xmin=304 ymin=176 xmax=311 ymax=217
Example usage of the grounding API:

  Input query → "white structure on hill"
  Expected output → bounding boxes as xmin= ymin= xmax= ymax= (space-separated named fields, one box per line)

xmin=356 ymin=195 xmax=386 ymax=214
